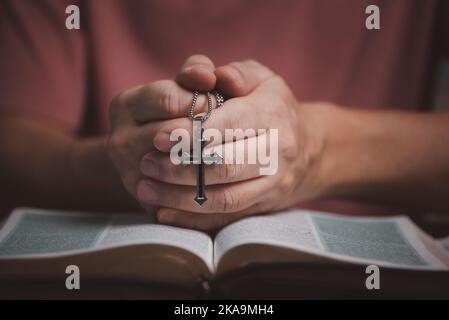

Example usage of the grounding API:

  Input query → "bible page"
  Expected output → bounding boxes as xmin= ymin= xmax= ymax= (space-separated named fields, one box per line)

xmin=0 ymin=208 xmax=213 ymax=270
xmin=214 ymin=209 xmax=448 ymax=270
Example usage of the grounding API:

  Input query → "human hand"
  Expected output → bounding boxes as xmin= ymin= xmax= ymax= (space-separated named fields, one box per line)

xmin=107 ymin=55 xmax=219 ymax=213
xmin=140 ymin=57 xmax=330 ymax=230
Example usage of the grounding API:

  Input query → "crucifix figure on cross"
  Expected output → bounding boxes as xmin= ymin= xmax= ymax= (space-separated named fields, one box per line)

xmin=180 ymin=91 xmax=224 ymax=205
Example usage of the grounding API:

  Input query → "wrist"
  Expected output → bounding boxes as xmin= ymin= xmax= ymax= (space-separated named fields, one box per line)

xmin=311 ymin=104 xmax=369 ymax=200
xmin=68 ymin=137 xmax=138 ymax=211
xmin=294 ymin=102 xmax=349 ymax=200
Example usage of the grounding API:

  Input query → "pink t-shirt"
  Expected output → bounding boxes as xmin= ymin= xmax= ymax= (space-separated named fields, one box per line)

xmin=1 ymin=0 xmax=448 ymax=215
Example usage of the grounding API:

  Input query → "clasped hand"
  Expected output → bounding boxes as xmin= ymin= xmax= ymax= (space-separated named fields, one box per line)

xmin=108 ymin=55 xmax=328 ymax=230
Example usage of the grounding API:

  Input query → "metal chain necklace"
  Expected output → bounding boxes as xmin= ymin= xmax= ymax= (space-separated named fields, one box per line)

xmin=188 ymin=90 xmax=224 ymax=122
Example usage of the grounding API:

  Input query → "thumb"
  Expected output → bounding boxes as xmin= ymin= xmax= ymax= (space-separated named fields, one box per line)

xmin=215 ymin=60 xmax=275 ymax=98
xmin=176 ymin=54 xmax=216 ymax=92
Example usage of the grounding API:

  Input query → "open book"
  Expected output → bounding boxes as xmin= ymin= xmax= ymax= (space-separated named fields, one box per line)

xmin=1 ymin=208 xmax=449 ymax=297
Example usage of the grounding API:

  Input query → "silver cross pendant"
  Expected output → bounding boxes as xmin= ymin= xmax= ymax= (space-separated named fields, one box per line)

xmin=181 ymin=91 xmax=224 ymax=206
xmin=181 ymin=118 xmax=222 ymax=205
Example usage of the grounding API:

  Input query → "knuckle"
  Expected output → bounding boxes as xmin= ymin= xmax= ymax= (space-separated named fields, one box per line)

xmin=272 ymin=74 xmax=287 ymax=86
xmin=211 ymin=191 xmax=226 ymax=212
xmin=135 ymin=179 xmax=147 ymax=201
xmin=264 ymin=94 xmax=282 ymax=119
xmin=166 ymin=161 xmax=183 ymax=182
xmin=123 ymin=174 xmax=139 ymax=197
xmin=228 ymin=61 xmax=245 ymax=75
xmin=270 ymin=75 xmax=292 ymax=97
xmin=108 ymin=132 xmax=124 ymax=153
xmin=244 ymin=59 xmax=275 ymax=77
xmin=281 ymin=135 xmax=298 ymax=160
xmin=279 ymin=173 xmax=295 ymax=195
xmin=108 ymin=131 xmax=133 ymax=157
xmin=135 ymin=179 xmax=165 ymax=206
xmin=216 ymin=163 xmax=238 ymax=181
xmin=213 ymin=188 xmax=240 ymax=212
xmin=159 ymin=85 xmax=179 ymax=116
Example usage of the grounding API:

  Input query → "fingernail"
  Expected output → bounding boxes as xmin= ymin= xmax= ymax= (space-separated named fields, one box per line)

xmin=137 ymin=180 xmax=159 ymax=202
xmin=158 ymin=211 xmax=174 ymax=223
xmin=141 ymin=155 xmax=159 ymax=177
xmin=153 ymin=132 xmax=172 ymax=151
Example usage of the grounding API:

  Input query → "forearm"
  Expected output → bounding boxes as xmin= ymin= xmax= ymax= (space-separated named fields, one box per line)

xmin=0 ymin=115 xmax=138 ymax=215
xmin=313 ymin=104 xmax=449 ymax=211
xmin=69 ymin=135 xmax=139 ymax=212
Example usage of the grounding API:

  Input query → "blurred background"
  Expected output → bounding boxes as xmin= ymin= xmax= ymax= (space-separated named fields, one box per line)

xmin=0 ymin=0 xmax=448 ymax=232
